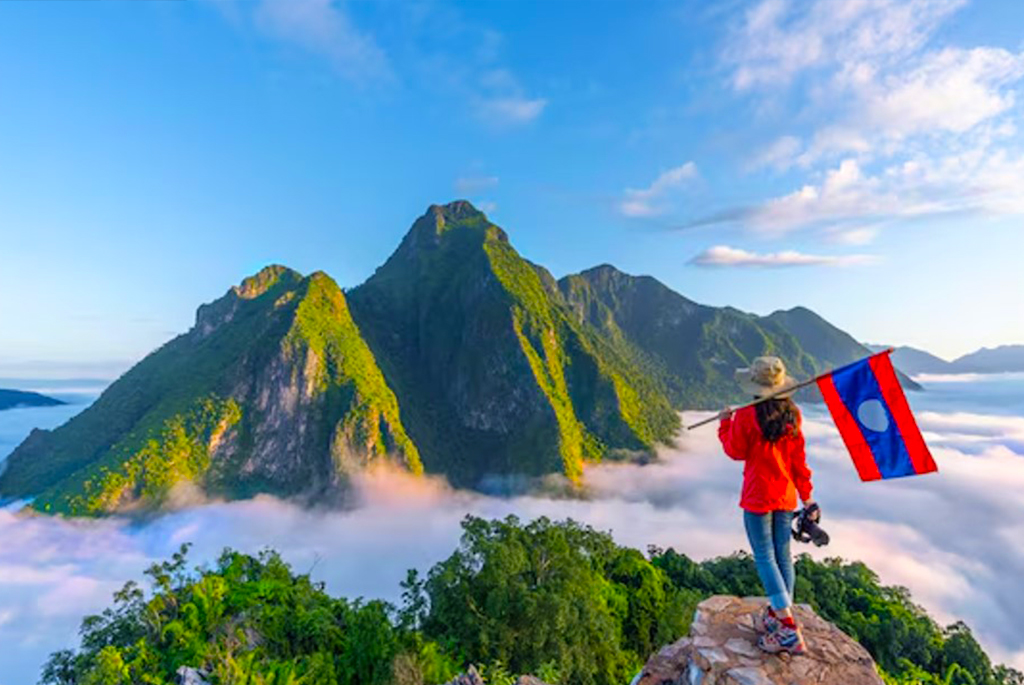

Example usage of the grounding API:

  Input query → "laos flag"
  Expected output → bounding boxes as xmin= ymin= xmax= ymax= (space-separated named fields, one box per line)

xmin=816 ymin=350 xmax=937 ymax=481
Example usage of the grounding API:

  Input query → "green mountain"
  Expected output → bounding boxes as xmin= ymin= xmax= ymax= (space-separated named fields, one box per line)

xmin=347 ymin=202 xmax=679 ymax=488
xmin=0 ymin=267 xmax=421 ymax=515
xmin=0 ymin=388 xmax=65 ymax=411
xmin=1 ymin=201 xmax=919 ymax=514
xmin=558 ymin=264 xmax=919 ymax=407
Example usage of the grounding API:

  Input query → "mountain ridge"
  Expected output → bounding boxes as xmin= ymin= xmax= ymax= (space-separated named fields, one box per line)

xmin=1 ymin=201 xmax=923 ymax=514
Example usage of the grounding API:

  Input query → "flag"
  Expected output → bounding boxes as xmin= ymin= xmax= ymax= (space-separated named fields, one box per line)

xmin=816 ymin=350 xmax=937 ymax=481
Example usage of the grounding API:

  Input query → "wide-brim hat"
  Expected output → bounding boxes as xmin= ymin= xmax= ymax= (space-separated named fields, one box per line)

xmin=735 ymin=356 xmax=797 ymax=398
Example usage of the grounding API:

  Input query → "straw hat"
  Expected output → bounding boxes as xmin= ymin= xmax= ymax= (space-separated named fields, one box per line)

xmin=735 ymin=356 xmax=797 ymax=398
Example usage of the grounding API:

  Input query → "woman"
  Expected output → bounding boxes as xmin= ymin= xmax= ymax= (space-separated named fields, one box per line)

xmin=718 ymin=356 xmax=817 ymax=655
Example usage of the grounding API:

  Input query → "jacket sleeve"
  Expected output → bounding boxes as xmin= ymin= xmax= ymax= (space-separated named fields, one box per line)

xmin=790 ymin=413 xmax=813 ymax=502
xmin=718 ymin=413 xmax=748 ymax=461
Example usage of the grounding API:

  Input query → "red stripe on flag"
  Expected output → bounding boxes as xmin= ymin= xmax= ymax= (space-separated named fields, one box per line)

xmin=817 ymin=373 xmax=883 ymax=482
xmin=868 ymin=352 xmax=938 ymax=476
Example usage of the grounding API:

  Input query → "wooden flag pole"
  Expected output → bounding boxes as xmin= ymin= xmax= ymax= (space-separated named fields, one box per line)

xmin=684 ymin=348 xmax=895 ymax=431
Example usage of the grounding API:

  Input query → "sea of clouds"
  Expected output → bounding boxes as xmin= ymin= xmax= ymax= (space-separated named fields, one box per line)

xmin=1 ymin=377 xmax=1023 ymax=684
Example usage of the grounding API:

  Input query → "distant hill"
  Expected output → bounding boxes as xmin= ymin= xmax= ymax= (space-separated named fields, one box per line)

xmin=0 ymin=201 xmax=915 ymax=515
xmin=559 ymin=266 xmax=920 ymax=406
xmin=869 ymin=343 xmax=1024 ymax=375
xmin=867 ymin=344 xmax=954 ymax=375
xmin=0 ymin=388 xmax=65 ymax=411
xmin=952 ymin=344 xmax=1024 ymax=373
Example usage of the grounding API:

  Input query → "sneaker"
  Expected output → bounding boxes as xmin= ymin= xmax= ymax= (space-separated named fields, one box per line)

xmin=757 ymin=623 xmax=807 ymax=655
xmin=752 ymin=605 xmax=781 ymax=634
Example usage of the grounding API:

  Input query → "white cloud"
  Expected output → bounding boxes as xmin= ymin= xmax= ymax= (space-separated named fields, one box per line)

xmin=747 ymin=159 xmax=907 ymax=232
xmin=619 ymin=162 xmax=698 ymax=218
xmin=690 ymin=244 xmax=876 ymax=268
xmin=748 ymin=135 xmax=803 ymax=172
xmin=254 ymin=0 xmax=392 ymax=84
xmin=475 ymin=95 xmax=547 ymax=126
xmin=861 ymin=47 xmax=1024 ymax=138
xmin=454 ymin=175 xmax=499 ymax=194
xmin=706 ymin=144 xmax=1024 ymax=234
xmin=727 ymin=0 xmax=966 ymax=91
xmin=725 ymin=0 xmax=1024 ymax=243
xmin=826 ymin=224 xmax=881 ymax=246
xmin=463 ymin=68 xmax=547 ymax=127
xmin=2 ymin=395 xmax=1024 ymax=680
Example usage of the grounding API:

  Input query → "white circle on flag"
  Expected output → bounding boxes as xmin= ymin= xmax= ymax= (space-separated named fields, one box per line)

xmin=857 ymin=399 xmax=889 ymax=432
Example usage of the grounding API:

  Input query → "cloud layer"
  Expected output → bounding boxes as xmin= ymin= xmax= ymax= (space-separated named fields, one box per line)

xmin=2 ymin=379 xmax=1024 ymax=683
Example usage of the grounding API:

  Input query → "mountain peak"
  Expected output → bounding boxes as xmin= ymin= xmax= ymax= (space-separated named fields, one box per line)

xmin=580 ymin=264 xmax=625 ymax=278
xmin=429 ymin=199 xmax=485 ymax=223
xmin=233 ymin=265 xmax=303 ymax=300
xmin=395 ymin=201 xmax=506 ymax=257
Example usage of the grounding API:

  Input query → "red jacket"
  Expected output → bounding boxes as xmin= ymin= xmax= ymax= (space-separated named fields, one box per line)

xmin=718 ymin=405 xmax=812 ymax=513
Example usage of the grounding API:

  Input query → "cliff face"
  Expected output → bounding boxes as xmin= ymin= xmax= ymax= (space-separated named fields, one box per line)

xmin=635 ymin=596 xmax=883 ymax=685
xmin=1 ymin=267 xmax=419 ymax=515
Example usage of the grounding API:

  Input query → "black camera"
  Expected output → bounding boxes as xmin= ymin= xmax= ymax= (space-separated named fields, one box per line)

xmin=792 ymin=503 xmax=830 ymax=547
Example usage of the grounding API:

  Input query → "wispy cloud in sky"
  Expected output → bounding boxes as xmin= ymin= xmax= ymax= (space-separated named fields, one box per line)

xmin=690 ymin=244 xmax=876 ymax=268
xmin=471 ymin=68 xmax=547 ymax=127
xmin=254 ymin=0 xmax=393 ymax=85
xmin=454 ymin=175 xmax=499 ymax=195
xmin=619 ymin=162 xmax=698 ymax=218
xmin=711 ymin=0 xmax=1024 ymax=236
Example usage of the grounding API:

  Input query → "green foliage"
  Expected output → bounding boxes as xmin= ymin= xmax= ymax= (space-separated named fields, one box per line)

xmin=285 ymin=272 xmax=422 ymax=475
xmin=41 ymin=544 xmax=449 ymax=685
xmin=6 ymin=266 xmax=422 ymax=514
xmin=650 ymin=547 xmax=1020 ymax=685
xmin=43 ymin=518 xmax=1021 ymax=685
xmin=349 ymin=203 xmax=678 ymax=488
xmin=557 ymin=265 xmax=915 ymax=409
xmin=50 ymin=397 xmax=241 ymax=515
xmin=420 ymin=516 xmax=690 ymax=685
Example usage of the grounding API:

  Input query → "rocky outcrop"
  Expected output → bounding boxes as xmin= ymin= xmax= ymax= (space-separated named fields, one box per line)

xmin=175 ymin=666 xmax=210 ymax=685
xmin=634 ymin=596 xmax=883 ymax=685
xmin=441 ymin=667 xmax=551 ymax=685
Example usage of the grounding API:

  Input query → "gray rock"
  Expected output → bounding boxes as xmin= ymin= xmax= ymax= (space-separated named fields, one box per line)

xmin=176 ymin=667 xmax=210 ymax=685
xmin=634 ymin=595 xmax=884 ymax=685
xmin=514 ymin=677 xmax=553 ymax=685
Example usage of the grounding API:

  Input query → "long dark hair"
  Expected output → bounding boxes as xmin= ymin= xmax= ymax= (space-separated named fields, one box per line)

xmin=755 ymin=397 xmax=799 ymax=442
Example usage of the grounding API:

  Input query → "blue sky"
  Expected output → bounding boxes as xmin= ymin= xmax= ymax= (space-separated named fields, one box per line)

xmin=1 ymin=0 xmax=1023 ymax=373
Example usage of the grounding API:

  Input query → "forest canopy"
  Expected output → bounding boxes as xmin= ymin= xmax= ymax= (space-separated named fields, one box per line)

xmin=43 ymin=515 xmax=1023 ymax=685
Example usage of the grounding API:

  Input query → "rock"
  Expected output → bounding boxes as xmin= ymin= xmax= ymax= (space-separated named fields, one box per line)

xmin=175 ymin=666 xmax=211 ymax=685
xmin=443 ymin=665 xmax=485 ymax=685
xmin=515 ymin=677 xmax=553 ymax=685
xmin=634 ymin=595 xmax=884 ymax=685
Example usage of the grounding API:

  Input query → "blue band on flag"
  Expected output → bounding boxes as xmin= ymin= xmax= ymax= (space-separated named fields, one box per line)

xmin=829 ymin=360 xmax=916 ymax=479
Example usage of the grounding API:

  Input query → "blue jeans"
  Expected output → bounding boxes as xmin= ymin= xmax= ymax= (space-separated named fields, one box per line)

xmin=743 ymin=510 xmax=795 ymax=611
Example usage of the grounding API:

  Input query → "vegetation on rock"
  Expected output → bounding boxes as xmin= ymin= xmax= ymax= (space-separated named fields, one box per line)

xmin=558 ymin=265 xmax=920 ymax=408
xmin=43 ymin=517 xmax=1022 ymax=685
xmin=3 ymin=267 xmax=418 ymax=515
xmin=348 ymin=202 xmax=679 ymax=488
